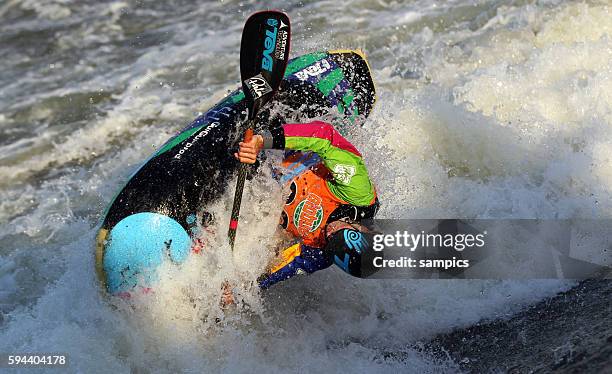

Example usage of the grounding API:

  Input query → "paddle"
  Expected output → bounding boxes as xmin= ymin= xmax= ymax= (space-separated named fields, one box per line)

xmin=228 ymin=10 xmax=291 ymax=250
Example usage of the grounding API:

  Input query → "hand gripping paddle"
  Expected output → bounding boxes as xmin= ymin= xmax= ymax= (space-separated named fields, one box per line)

xmin=228 ymin=11 xmax=291 ymax=250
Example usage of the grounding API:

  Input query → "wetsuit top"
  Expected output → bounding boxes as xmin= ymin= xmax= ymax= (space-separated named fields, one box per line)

xmin=262 ymin=121 xmax=377 ymax=248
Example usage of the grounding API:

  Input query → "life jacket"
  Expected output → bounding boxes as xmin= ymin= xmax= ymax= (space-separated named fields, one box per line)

xmin=280 ymin=163 xmax=378 ymax=248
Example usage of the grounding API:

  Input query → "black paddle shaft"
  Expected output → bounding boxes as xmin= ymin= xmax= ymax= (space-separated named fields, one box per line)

xmin=228 ymin=11 xmax=291 ymax=249
xmin=228 ymin=127 xmax=253 ymax=248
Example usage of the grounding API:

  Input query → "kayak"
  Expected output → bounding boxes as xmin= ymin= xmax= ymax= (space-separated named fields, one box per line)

xmin=95 ymin=49 xmax=376 ymax=294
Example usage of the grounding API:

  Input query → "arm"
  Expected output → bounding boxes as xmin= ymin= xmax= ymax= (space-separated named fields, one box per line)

xmin=234 ymin=121 xmax=376 ymax=206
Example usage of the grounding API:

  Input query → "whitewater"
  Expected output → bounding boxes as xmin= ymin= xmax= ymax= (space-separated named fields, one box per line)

xmin=1 ymin=1 xmax=610 ymax=372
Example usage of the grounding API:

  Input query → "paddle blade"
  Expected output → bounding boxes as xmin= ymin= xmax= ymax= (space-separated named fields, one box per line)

xmin=240 ymin=10 xmax=291 ymax=119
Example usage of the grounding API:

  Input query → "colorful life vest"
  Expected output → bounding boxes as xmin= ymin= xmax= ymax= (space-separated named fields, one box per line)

xmin=280 ymin=164 xmax=345 ymax=248
xmin=279 ymin=164 xmax=378 ymax=248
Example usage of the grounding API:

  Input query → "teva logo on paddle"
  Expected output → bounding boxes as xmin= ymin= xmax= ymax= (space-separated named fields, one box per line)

xmin=244 ymin=74 xmax=273 ymax=99
xmin=293 ymin=193 xmax=324 ymax=236
xmin=174 ymin=122 xmax=220 ymax=160
xmin=262 ymin=18 xmax=288 ymax=72
xmin=262 ymin=18 xmax=279 ymax=71
xmin=295 ymin=59 xmax=332 ymax=81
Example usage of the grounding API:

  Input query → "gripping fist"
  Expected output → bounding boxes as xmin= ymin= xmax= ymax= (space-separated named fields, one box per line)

xmin=234 ymin=134 xmax=264 ymax=164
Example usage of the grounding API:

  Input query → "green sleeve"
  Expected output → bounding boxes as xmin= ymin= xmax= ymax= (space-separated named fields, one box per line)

xmin=282 ymin=122 xmax=376 ymax=206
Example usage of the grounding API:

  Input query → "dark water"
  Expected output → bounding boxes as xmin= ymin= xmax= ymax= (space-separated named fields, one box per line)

xmin=427 ymin=278 xmax=612 ymax=373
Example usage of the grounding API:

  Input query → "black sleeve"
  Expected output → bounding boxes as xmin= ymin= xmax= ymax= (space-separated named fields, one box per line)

xmin=261 ymin=125 xmax=285 ymax=150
